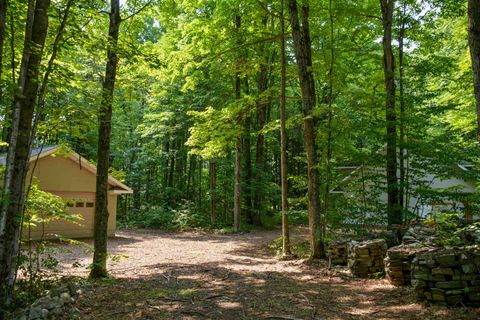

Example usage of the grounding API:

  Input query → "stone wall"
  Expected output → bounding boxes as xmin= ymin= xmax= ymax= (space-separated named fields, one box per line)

xmin=326 ymin=240 xmax=348 ymax=265
xmin=348 ymin=239 xmax=387 ymax=278
xmin=402 ymin=224 xmax=436 ymax=244
xmin=411 ymin=247 xmax=480 ymax=306
xmin=385 ymin=244 xmax=425 ymax=286
xmin=7 ymin=282 xmax=84 ymax=320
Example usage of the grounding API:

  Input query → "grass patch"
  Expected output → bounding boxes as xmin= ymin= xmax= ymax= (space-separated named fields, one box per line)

xmin=147 ymin=287 xmax=197 ymax=299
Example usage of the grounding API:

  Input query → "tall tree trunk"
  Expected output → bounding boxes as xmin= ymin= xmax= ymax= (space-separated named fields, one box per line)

xmin=2 ymin=1 xmax=35 ymax=146
xmin=253 ymin=17 xmax=269 ymax=226
xmin=288 ymin=0 xmax=324 ymax=258
xmin=8 ymin=4 xmax=14 ymax=85
xmin=209 ymin=160 xmax=216 ymax=224
xmin=145 ymin=165 xmax=152 ymax=203
xmin=323 ymin=0 xmax=335 ymax=241
xmin=168 ymin=142 xmax=175 ymax=188
xmin=163 ymin=140 xmax=170 ymax=187
xmin=233 ymin=14 xmax=242 ymax=232
xmin=186 ymin=154 xmax=194 ymax=200
xmin=90 ymin=0 xmax=120 ymax=279
xmin=0 ymin=0 xmax=50 ymax=309
xmin=244 ymin=80 xmax=253 ymax=224
xmin=31 ymin=0 xmax=74 ymax=149
xmin=280 ymin=0 xmax=291 ymax=257
xmin=398 ymin=3 xmax=406 ymax=210
xmin=198 ymin=158 xmax=202 ymax=207
xmin=468 ymin=0 xmax=480 ymax=141
xmin=380 ymin=0 xmax=401 ymax=227
xmin=0 ymin=0 xmax=6 ymax=91
xmin=0 ymin=0 xmax=7 ymax=149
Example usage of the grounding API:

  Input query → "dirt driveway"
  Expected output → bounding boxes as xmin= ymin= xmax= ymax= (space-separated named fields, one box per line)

xmin=52 ymin=228 xmax=479 ymax=320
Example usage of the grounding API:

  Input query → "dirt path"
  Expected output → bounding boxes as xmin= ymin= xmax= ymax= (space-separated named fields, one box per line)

xmin=53 ymin=228 xmax=479 ymax=320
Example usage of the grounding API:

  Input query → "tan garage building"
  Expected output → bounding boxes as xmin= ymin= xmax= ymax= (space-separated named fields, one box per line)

xmin=2 ymin=145 xmax=133 ymax=240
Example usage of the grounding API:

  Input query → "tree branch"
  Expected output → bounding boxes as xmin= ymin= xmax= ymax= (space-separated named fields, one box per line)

xmin=120 ymin=0 xmax=153 ymax=22
xmin=254 ymin=0 xmax=280 ymax=18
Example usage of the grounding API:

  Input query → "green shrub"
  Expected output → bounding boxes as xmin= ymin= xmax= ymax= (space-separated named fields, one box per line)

xmin=172 ymin=203 xmax=210 ymax=230
xmin=141 ymin=207 xmax=176 ymax=229
xmin=137 ymin=201 xmax=230 ymax=231
xmin=424 ymin=211 xmax=480 ymax=246
xmin=269 ymin=236 xmax=310 ymax=258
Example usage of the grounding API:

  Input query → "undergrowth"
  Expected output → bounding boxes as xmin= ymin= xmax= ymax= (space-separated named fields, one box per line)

xmin=118 ymin=202 xmax=309 ymax=232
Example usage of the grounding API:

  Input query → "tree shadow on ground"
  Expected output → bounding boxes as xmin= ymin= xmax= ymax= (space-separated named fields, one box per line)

xmin=69 ymin=261 xmax=480 ymax=320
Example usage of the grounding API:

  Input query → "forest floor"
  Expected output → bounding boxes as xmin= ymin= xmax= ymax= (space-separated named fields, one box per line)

xmin=51 ymin=227 xmax=480 ymax=320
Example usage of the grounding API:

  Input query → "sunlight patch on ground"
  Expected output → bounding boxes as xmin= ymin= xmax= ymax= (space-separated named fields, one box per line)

xmin=215 ymin=301 xmax=242 ymax=309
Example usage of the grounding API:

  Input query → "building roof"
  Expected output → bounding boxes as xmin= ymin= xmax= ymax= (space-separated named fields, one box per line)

xmin=0 ymin=145 xmax=133 ymax=194
xmin=0 ymin=145 xmax=58 ymax=165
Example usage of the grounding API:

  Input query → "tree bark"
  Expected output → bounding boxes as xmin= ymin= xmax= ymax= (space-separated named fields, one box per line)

xmin=0 ymin=0 xmax=7 ymax=150
xmin=380 ymin=0 xmax=401 ymax=227
xmin=0 ymin=0 xmax=6 ymax=90
xmin=244 ymin=80 xmax=253 ymax=224
xmin=280 ymin=0 xmax=291 ymax=257
xmin=90 ymin=0 xmax=120 ymax=279
xmin=0 ymin=0 xmax=50 ymax=309
xmin=198 ymin=158 xmax=202 ymax=207
xmin=288 ymin=0 xmax=324 ymax=258
xmin=209 ymin=160 xmax=216 ymax=224
xmin=31 ymin=0 xmax=74 ymax=149
xmin=253 ymin=16 xmax=269 ymax=226
xmin=323 ymin=0 xmax=335 ymax=241
xmin=398 ymin=4 xmax=406 ymax=210
xmin=2 ymin=1 xmax=35 ymax=146
xmin=233 ymin=14 xmax=242 ymax=232
xmin=186 ymin=154 xmax=194 ymax=200
xmin=468 ymin=0 xmax=480 ymax=141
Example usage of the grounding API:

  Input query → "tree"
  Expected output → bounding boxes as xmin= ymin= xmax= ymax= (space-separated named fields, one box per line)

xmin=0 ymin=0 xmax=51 ymax=309
xmin=279 ymin=0 xmax=291 ymax=257
xmin=288 ymin=0 xmax=324 ymax=258
xmin=380 ymin=0 xmax=401 ymax=227
xmin=233 ymin=14 xmax=242 ymax=233
xmin=90 ymin=0 xmax=121 ymax=279
xmin=468 ymin=0 xmax=480 ymax=141
xmin=0 ymin=0 xmax=6 ymax=93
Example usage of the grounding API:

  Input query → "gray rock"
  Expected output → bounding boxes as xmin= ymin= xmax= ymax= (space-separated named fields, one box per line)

xmin=52 ymin=296 xmax=64 ymax=309
xmin=462 ymin=263 xmax=477 ymax=274
xmin=436 ymin=253 xmax=457 ymax=267
xmin=432 ymin=267 xmax=454 ymax=275
xmin=50 ymin=285 xmax=68 ymax=298
xmin=61 ymin=292 xmax=71 ymax=304
xmin=446 ymin=295 xmax=463 ymax=304
xmin=41 ymin=309 xmax=49 ymax=320
xmin=50 ymin=307 xmax=64 ymax=317
xmin=435 ymin=281 xmax=468 ymax=289
xmin=31 ymin=297 xmax=50 ymax=310
xmin=28 ymin=306 xmax=43 ymax=320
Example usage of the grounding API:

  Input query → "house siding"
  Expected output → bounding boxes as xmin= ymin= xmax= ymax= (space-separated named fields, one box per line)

xmin=23 ymin=155 xmax=119 ymax=240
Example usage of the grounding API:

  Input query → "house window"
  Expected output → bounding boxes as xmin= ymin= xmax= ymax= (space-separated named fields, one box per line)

xmin=75 ymin=202 xmax=84 ymax=208
xmin=66 ymin=202 xmax=74 ymax=207
xmin=86 ymin=202 xmax=94 ymax=208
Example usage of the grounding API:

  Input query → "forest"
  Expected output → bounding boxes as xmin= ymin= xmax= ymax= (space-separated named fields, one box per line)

xmin=1 ymin=0 xmax=480 ymax=318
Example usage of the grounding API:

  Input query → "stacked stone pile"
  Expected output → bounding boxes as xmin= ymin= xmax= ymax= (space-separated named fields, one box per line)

xmin=385 ymin=244 xmax=426 ymax=286
xmin=326 ymin=240 xmax=348 ymax=265
xmin=411 ymin=247 xmax=480 ymax=306
xmin=402 ymin=224 xmax=436 ymax=244
xmin=8 ymin=282 xmax=84 ymax=320
xmin=347 ymin=239 xmax=387 ymax=277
